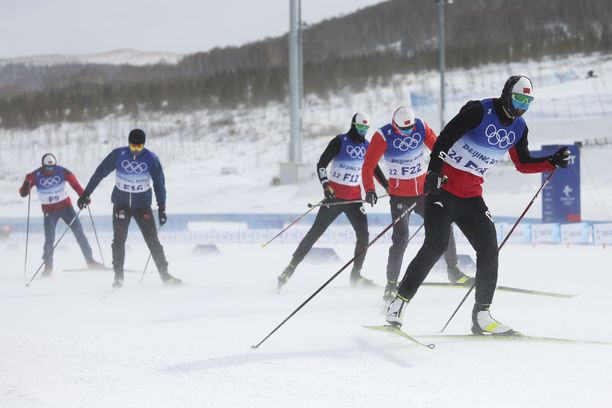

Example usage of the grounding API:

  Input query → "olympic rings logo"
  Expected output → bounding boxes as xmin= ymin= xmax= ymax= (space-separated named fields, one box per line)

xmin=39 ymin=176 xmax=61 ymax=188
xmin=485 ymin=124 xmax=515 ymax=149
xmin=392 ymin=133 xmax=422 ymax=151
xmin=121 ymin=160 xmax=148 ymax=174
xmin=346 ymin=145 xmax=366 ymax=159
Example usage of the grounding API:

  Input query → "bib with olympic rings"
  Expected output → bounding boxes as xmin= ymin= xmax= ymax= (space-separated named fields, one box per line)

xmin=114 ymin=149 xmax=152 ymax=193
xmin=35 ymin=167 xmax=69 ymax=204
xmin=328 ymin=134 xmax=368 ymax=187
xmin=444 ymin=99 xmax=525 ymax=177
xmin=381 ymin=119 xmax=427 ymax=180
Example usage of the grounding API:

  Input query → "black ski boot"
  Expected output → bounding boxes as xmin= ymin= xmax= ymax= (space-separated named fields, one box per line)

xmin=160 ymin=272 xmax=182 ymax=286
xmin=383 ymin=281 xmax=397 ymax=303
xmin=112 ymin=272 xmax=124 ymax=288
xmin=350 ymin=272 xmax=377 ymax=288
xmin=277 ymin=264 xmax=295 ymax=292
xmin=41 ymin=263 xmax=53 ymax=277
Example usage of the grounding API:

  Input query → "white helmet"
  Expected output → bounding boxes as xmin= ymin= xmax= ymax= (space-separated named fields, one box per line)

xmin=41 ymin=153 xmax=57 ymax=168
xmin=352 ymin=112 xmax=370 ymax=136
xmin=392 ymin=107 xmax=416 ymax=136
xmin=501 ymin=75 xmax=534 ymax=117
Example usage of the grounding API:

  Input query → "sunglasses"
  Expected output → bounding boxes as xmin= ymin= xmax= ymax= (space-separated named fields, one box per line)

xmin=129 ymin=143 xmax=144 ymax=151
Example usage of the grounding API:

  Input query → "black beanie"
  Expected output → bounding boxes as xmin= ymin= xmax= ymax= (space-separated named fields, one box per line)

xmin=128 ymin=129 xmax=146 ymax=144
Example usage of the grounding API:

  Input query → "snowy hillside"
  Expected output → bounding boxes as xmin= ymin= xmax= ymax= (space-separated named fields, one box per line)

xmin=1 ymin=53 xmax=611 ymax=220
xmin=0 ymin=49 xmax=183 ymax=67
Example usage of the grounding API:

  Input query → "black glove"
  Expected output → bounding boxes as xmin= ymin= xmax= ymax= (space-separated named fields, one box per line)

xmin=19 ymin=180 xmax=31 ymax=197
xmin=158 ymin=206 xmax=167 ymax=226
xmin=365 ymin=190 xmax=378 ymax=207
xmin=547 ymin=147 xmax=570 ymax=169
xmin=322 ymin=182 xmax=335 ymax=200
xmin=424 ymin=171 xmax=443 ymax=195
xmin=77 ymin=193 xmax=91 ymax=209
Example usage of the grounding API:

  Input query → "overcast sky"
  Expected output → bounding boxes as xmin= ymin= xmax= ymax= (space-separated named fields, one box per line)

xmin=0 ymin=0 xmax=385 ymax=59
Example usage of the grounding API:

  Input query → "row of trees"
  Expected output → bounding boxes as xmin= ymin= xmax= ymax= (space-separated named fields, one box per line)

xmin=0 ymin=0 xmax=611 ymax=129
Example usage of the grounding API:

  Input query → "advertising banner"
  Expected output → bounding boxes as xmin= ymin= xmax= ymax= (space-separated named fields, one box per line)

xmin=540 ymin=144 xmax=581 ymax=223
xmin=560 ymin=222 xmax=591 ymax=244
xmin=594 ymin=223 xmax=612 ymax=245
xmin=532 ymin=223 xmax=561 ymax=243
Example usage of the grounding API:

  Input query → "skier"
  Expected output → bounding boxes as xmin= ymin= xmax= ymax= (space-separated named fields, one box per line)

xmin=385 ymin=76 xmax=570 ymax=335
xmin=277 ymin=113 xmax=388 ymax=291
xmin=77 ymin=129 xmax=181 ymax=288
xmin=18 ymin=153 xmax=103 ymax=276
xmin=362 ymin=107 xmax=473 ymax=303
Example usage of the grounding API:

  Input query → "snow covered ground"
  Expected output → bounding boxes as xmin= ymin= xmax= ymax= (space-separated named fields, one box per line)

xmin=1 ymin=241 xmax=611 ymax=408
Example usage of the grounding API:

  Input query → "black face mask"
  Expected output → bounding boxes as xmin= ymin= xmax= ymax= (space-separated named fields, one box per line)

xmin=348 ymin=124 xmax=365 ymax=143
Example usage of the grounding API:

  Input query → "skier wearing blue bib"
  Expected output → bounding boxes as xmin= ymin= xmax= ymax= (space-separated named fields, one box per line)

xmin=386 ymin=76 xmax=570 ymax=335
xmin=77 ymin=129 xmax=181 ymax=288
xmin=277 ymin=113 xmax=388 ymax=291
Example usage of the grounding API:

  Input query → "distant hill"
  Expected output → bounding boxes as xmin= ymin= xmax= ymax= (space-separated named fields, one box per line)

xmin=0 ymin=49 xmax=183 ymax=67
xmin=0 ymin=0 xmax=611 ymax=129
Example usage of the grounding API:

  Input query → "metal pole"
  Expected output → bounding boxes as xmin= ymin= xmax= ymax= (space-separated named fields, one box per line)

xmin=289 ymin=0 xmax=302 ymax=163
xmin=438 ymin=0 xmax=446 ymax=130
xmin=88 ymin=207 xmax=105 ymax=266
xmin=23 ymin=194 xmax=31 ymax=283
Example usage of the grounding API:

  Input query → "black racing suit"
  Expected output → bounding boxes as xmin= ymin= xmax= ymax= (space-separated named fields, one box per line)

xmin=396 ymin=98 xmax=551 ymax=305
xmin=112 ymin=206 xmax=168 ymax=277
xmin=289 ymin=129 xmax=387 ymax=279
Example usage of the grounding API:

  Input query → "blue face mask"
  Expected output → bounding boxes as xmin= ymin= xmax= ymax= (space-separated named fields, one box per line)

xmin=44 ymin=166 xmax=55 ymax=172
xmin=397 ymin=125 xmax=414 ymax=136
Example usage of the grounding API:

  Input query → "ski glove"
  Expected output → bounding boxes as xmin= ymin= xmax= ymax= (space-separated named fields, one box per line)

xmin=424 ymin=171 xmax=443 ymax=195
xmin=547 ymin=147 xmax=570 ymax=168
xmin=158 ymin=206 xmax=167 ymax=226
xmin=365 ymin=190 xmax=378 ymax=207
xmin=19 ymin=180 xmax=30 ymax=197
xmin=322 ymin=182 xmax=336 ymax=200
xmin=77 ymin=194 xmax=91 ymax=210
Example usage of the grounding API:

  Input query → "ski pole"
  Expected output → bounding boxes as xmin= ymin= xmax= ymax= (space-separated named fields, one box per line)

xmin=140 ymin=225 xmax=163 ymax=283
xmin=88 ymin=206 xmax=105 ymax=266
xmin=261 ymin=199 xmax=324 ymax=248
xmin=25 ymin=209 xmax=83 ymax=287
xmin=23 ymin=193 xmax=31 ymax=283
xmin=251 ymin=201 xmax=418 ymax=349
xmin=439 ymin=169 xmax=557 ymax=333
xmin=307 ymin=194 xmax=389 ymax=208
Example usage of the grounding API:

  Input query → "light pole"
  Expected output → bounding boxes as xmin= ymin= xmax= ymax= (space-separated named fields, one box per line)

xmin=280 ymin=0 xmax=308 ymax=184
xmin=289 ymin=0 xmax=302 ymax=163
xmin=437 ymin=0 xmax=452 ymax=130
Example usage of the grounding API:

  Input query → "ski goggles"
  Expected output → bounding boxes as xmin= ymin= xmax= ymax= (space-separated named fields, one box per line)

xmin=354 ymin=123 xmax=370 ymax=136
xmin=511 ymin=93 xmax=534 ymax=111
xmin=129 ymin=143 xmax=144 ymax=153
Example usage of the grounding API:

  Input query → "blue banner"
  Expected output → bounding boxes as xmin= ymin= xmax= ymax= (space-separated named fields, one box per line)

xmin=540 ymin=144 xmax=581 ymax=223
